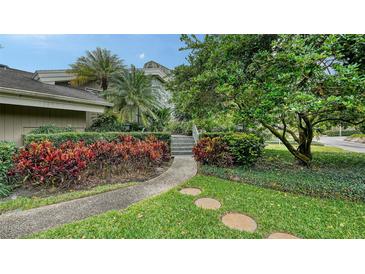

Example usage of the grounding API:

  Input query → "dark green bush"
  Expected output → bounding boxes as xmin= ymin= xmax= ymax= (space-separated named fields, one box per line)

xmin=24 ymin=132 xmax=171 ymax=147
xmin=166 ymin=120 xmax=192 ymax=135
xmin=224 ymin=133 xmax=265 ymax=166
xmin=29 ymin=124 xmax=75 ymax=134
xmin=196 ymin=132 xmax=265 ymax=166
xmin=0 ymin=141 xmax=17 ymax=197
xmin=85 ymin=113 xmax=143 ymax=132
xmin=325 ymin=129 xmax=360 ymax=136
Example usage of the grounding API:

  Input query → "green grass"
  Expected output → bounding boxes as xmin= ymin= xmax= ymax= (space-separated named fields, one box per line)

xmin=0 ymin=182 xmax=136 ymax=215
xmin=201 ymin=145 xmax=365 ymax=202
xmin=30 ymin=175 xmax=365 ymax=239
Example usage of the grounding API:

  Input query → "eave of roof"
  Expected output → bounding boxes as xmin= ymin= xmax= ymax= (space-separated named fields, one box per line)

xmin=0 ymin=86 xmax=113 ymax=107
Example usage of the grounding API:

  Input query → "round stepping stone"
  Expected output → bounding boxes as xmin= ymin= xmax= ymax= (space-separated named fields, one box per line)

xmin=221 ymin=213 xmax=257 ymax=232
xmin=180 ymin=188 xmax=201 ymax=196
xmin=267 ymin=232 xmax=299 ymax=239
xmin=195 ymin=198 xmax=221 ymax=210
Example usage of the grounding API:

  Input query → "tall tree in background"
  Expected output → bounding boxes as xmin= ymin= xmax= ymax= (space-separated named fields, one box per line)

xmin=104 ymin=65 xmax=162 ymax=126
xmin=69 ymin=47 xmax=124 ymax=91
xmin=169 ymin=34 xmax=365 ymax=166
xmin=149 ymin=107 xmax=172 ymax=131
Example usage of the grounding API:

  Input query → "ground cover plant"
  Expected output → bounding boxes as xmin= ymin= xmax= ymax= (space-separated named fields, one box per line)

xmin=30 ymin=175 xmax=365 ymax=239
xmin=200 ymin=145 xmax=365 ymax=202
xmin=9 ymin=135 xmax=170 ymax=190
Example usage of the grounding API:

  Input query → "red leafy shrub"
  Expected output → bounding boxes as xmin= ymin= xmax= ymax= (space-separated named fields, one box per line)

xmin=10 ymin=135 xmax=170 ymax=188
xmin=193 ymin=137 xmax=234 ymax=167
xmin=10 ymin=141 xmax=94 ymax=187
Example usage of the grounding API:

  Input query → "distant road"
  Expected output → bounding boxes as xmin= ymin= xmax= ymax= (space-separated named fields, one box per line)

xmin=318 ymin=136 xmax=365 ymax=153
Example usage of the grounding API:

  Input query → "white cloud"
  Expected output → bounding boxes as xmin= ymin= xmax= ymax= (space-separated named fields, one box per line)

xmin=139 ymin=52 xmax=145 ymax=59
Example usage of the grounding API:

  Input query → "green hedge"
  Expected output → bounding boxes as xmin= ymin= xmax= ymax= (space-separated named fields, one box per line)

xmin=0 ymin=141 xmax=17 ymax=197
xmin=29 ymin=124 xmax=75 ymax=134
xmin=198 ymin=132 xmax=265 ymax=166
xmin=325 ymin=130 xmax=360 ymax=136
xmin=24 ymin=132 xmax=171 ymax=147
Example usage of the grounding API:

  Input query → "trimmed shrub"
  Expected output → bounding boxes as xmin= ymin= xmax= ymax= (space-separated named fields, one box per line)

xmin=85 ymin=113 xmax=141 ymax=132
xmin=225 ymin=133 xmax=265 ymax=166
xmin=29 ymin=124 xmax=74 ymax=134
xmin=10 ymin=141 xmax=94 ymax=188
xmin=194 ymin=133 xmax=265 ymax=167
xmin=0 ymin=141 xmax=17 ymax=197
xmin=24 ymin=132 xmax=171 ymax=147
xmin=192 ymin=137 xmax=234 ymax=167
xmin=10 ymin=135 xmax=170 ymax=188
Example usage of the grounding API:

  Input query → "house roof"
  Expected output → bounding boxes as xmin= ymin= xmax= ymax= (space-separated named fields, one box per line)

xmin=0 ymin=66 xmax=110 ymax=106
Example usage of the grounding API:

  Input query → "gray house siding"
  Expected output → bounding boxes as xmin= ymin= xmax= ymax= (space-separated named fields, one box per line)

xmin=0 ymin=104 xmax=86 ymax=146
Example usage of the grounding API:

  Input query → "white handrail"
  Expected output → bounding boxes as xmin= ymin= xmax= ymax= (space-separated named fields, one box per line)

xmin=192 ymin=124 xmax=200 ymax=144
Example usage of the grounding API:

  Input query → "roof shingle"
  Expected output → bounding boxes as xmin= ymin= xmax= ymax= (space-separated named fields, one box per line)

xmin=0 ymin=67 xmax=107 ymax=104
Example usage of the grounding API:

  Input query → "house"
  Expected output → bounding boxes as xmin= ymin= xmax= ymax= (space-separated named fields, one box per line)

xmin=0 ymin=64 xmax=112 ymax=145
xmin=0 ymin=61 xmax=171 ymax=146
xmin=33 ymin=60 xmax=172 ymax=107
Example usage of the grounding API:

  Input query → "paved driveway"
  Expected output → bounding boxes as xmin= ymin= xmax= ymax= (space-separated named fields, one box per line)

xmin=318 ymin=136 xmax=365 ymax=153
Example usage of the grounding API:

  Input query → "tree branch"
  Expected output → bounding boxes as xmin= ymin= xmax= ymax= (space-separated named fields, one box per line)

xmin=312 ymin=117 xmax=365 ymax=126
xmin=274 ymin=125 xmax=300 ymax=144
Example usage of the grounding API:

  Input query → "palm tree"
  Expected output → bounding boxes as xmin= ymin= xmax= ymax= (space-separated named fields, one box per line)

xmin=149 ymin=107 xmax=172 ymax=131
xmin=69 ymin=47 xmax=124 ymax=91
xmin=104 ymin=65 xmax=162 ymax=126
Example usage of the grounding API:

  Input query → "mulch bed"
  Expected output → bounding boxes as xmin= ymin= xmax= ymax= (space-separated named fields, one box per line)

xmin=5 ymin=159 xmax=173 ymax=200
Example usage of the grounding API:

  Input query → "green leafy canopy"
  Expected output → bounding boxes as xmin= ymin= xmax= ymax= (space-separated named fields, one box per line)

xmin=169 ymin=35 xmax=365 ymax=165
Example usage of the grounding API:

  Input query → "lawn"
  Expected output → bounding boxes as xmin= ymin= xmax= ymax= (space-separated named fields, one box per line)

xmin=201 ymin=144 xmax=365 ymax=202
xmin=30 ymin=175 xmax=365 ymax=239
xmin=0 ymin=182 xmax=136 ymax=215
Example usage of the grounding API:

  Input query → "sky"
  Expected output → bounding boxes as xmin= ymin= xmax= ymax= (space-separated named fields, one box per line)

xmin=0 ymin=34 xmax=192 ymax=72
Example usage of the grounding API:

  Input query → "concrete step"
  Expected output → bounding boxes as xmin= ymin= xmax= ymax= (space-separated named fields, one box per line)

xmin=171 ymin=135 xmax=194 ymax=156
xmin=172 ymin=150 xmax=193 ymax=156
xmin=172 ymin=148 xmax=194 ymax=152
xmin=172 ymin=150 xmax=193 ymax=155
xmin=171 ymin=143 xmax=195 ymax=147
xmin=172 ymin=136 xmax=194 ymax=140
xmin=172 ymin=143 xmax=195 ymax=147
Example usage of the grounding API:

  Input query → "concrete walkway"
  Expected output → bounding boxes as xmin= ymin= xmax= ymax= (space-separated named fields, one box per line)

xmin=0 ymin=156 xmax=197 ymax=239
xmin=318 ymin=136 xmax=365 ymax=153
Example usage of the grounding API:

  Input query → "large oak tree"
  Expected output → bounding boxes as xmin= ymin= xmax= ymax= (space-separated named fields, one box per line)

xmin=169 ymin=34 xmax=365 ymax=166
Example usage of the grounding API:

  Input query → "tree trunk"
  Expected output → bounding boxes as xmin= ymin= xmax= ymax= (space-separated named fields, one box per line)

xmin=101 ymin=77 xmax=108 ymax=91
xmin=137 ymin=107 xmax=141 ymax=125
xmin=261 ymin=121 xmax=312 ymax=167
xmin=296 ymin=114 xmax=314 ymax=166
